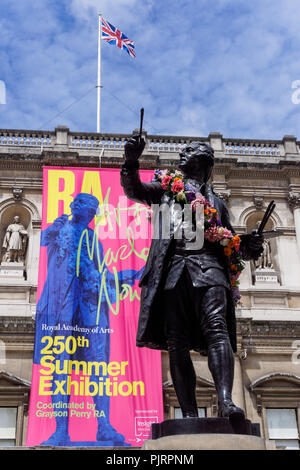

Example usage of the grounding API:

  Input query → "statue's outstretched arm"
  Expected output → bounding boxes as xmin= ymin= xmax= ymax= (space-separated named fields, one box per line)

xmin=121 ymin=134 xmax=164 ymax=206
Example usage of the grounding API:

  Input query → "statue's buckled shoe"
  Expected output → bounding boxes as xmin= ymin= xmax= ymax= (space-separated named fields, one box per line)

xmin=218 ymin=400 xmax=245 ymax=422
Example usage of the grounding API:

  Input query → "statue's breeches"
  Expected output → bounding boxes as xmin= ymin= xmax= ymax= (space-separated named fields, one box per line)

xmin=162 ymin=267 xmax=230 ymax=351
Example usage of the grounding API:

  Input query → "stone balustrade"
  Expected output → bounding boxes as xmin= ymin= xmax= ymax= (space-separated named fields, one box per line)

xmin=0 ymin=126 xmax=299 ymax=160
xmin=223 ymin=139 xmax=282 ymax=156
xmin=146 ymin=135 xmax=210 ymax=153
xmin=0 ymin=129 xmax=54 ymax=148
xmin=70 ymin=132 xmax=127 ymax=150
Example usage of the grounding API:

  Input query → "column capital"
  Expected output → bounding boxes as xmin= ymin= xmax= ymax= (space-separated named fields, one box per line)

xmin=288 ymin=191 xmax=300 ymax=210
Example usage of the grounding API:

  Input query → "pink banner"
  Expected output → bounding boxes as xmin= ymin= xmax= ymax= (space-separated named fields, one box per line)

xmin=26 ymin=167 xmax=163 ymax=447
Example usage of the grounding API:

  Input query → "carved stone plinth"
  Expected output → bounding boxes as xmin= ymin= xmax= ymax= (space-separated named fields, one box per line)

xmin=143 ymin=433 xmax=275 ymax=450
xmin=142 ymin=417 xmax=272 ymax=450
xmin=0 ymin=262 xmax=25 ymax=278
xmin=151 ymin=417 xmax=260 ymax=440
xmin=254 ymin=268 xmax=280 ymax=286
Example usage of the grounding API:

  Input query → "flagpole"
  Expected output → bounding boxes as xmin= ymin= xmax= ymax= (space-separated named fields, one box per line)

xmin=97 ymin=13 xmax=102 ymax=134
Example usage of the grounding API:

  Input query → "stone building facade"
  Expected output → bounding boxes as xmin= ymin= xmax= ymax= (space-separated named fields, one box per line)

xmin=0 ymin=126 xmax=299 ymax=449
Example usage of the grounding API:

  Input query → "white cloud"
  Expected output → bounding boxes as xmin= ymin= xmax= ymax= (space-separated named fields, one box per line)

xmin=69 ymin=0 xmax=150 ymax=27
xmin=1 ymin=0 xmax=300 ymax=139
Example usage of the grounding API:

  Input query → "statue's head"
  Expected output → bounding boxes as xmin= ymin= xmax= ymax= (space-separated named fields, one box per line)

xmin=13 ymin=216 xmax=20 ymax=223
xmin=178 ymin=141 xmax=214 ymax=182
xmin=70 ymin=193 xmax=99 ymax=224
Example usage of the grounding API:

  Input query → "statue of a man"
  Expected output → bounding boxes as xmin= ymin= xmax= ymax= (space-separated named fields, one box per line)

xmin=2 ymin=216 xmax=28 ymax=263
xmin=253 ymin=222 xmax=273 ymax=269
xmin=121 ymin=135 xmax=264 ymax=421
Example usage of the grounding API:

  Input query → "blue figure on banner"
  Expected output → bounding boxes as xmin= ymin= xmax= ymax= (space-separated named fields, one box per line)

xmin=34 ymin=193 xmax=143 ymax=446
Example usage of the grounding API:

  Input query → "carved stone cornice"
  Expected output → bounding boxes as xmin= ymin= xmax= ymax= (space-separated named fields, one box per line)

xmin=236 ymin=318 xmax=300 ymax=356
xmin=0 ymin=178 xmax=42 ymax=189
xmin=228 ymin=167 xmax=300 ymax=180
xmin=0 ymin=316 xmax=35 ymax=335
xmin=0 ymin=150 xmax=299 ymax=176
xmin=237 ymin=318 xmax=300 ymax=338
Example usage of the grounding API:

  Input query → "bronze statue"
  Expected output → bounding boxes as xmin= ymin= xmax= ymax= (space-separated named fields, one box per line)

xmin=121 ymin=134 xmax=264 ymax=421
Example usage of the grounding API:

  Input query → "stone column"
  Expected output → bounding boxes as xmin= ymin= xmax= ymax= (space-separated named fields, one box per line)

xmin=288 ymin=191 xmax=300 ymax=256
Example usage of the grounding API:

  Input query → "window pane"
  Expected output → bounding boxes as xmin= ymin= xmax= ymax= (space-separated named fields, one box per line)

xmin=0 ymin=408 xmax=17 ymax=439
xmin=0 ymin=439 xmax=15 ymax=447
xmin=266 ymin=409 xmax=299 ymax=439
xmin=174 ymin=407 xmax=206 ymax=419
xmin=275 ymin=440 xmax=300 ymax=450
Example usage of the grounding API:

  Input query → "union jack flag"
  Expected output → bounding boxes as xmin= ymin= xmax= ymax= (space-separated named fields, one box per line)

xmin=101 ymin=18 xmax=136 ymax=58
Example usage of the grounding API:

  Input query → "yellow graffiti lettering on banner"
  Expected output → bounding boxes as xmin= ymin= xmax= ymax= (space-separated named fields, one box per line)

xmin=76 ymin=227 xmax=147 ymax=322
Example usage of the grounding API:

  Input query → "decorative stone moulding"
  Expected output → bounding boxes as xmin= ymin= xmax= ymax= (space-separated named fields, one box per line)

xmin=288 ymin=192 xmax=300 ymax=210
xmin=11 ymin=187 xmax=23 ymax=201
xmin=253 ymin=195 xmax=264 ymax=210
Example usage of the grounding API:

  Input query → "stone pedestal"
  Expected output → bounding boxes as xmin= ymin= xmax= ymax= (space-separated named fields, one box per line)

xmin=142 ymin=433 xmax=275 ymax=450
xmin=0 ymin=262 xmax=25 ymax=279
xmin=142 ymin=417 xmax=275 ymax=450
xmin=151 ymin=417 xmax=260 ymax=439
xmin=254 ymin=268 xmax=280 ymax=286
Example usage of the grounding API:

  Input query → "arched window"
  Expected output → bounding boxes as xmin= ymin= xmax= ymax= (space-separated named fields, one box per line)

xmin=0 ymin=371 xmax=30 ymax=447
xmin=249 ymin=373 xmax=300 ymax=450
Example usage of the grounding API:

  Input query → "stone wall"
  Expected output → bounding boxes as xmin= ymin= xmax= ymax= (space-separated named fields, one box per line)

xmin=0 ymin=126 xmax=299 ymax=447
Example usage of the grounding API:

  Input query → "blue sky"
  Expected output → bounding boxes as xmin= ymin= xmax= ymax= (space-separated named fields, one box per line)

xmin=1 ymin=0 xmax=300 ymax=139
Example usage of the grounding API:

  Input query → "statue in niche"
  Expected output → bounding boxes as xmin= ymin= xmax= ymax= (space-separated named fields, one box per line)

xmin=253 ymin=221 xmax=273 ymax=270
xmin=2 ymin=215 xmax=28 ymax=263
xmin=254 ymin=239 xmax=273 ymax=270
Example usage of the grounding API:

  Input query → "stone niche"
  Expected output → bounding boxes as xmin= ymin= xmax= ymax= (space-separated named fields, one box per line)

xmin=245 ymin=211 xmax=280 ymax=287
xmin=0 ymin=204 xmax=31 ymax=281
